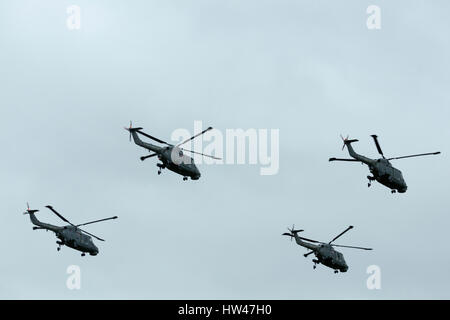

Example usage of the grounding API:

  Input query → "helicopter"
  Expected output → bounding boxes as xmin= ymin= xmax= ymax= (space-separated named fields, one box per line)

xmin=23 ymin=203 xmax=118 ymax=256
xmin=329 ymin=135 xmax=441 ymax=193
xmin=282 ymin=225 xmax=372 ymax=273
xmin=125 ymin=122 xmax=221 ymax=181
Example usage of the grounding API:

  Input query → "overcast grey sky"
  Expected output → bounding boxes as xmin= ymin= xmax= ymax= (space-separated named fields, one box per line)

xmin=1 ymin=0 xmax=449 ymax=299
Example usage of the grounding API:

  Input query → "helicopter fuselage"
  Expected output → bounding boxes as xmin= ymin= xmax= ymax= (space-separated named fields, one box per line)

xmin=28 ymin=213 xmax=99 ymax=255
xmin=314 ymin=244 xmax=348 ymax=272
xmin=56 ymin=226 xmax=99 ymax=255
xmin=369 ymin=158 xmax=407 ymax=193
xmin=158 ymin=147 xmax=201 ymax=180
xmin=130 ymin=130 xmax=201 ymax=180
xmin=345 ymin=142 xmax=408 ymax=193
xmin=294 ymin=234 xmax=349 ymax=273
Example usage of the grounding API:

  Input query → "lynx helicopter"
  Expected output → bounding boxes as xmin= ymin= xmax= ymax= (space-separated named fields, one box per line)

xmin=23 ymin=203 xmax=118 ymax=256
xmin=283 ymin=225 xmax=372 ymax=273
xmin=329 ymin=135 xmax=441 ymax=193
xmin=125 ymin=122 xmax=221 ymax=181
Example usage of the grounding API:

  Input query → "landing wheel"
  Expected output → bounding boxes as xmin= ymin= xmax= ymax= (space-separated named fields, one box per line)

xmin=183 ymin=177 xmax=188 ymax=181
xmin=313 ymin=265 xmax=316 ymax=269
xmin=57 ymin=247 xmax=61 ymax=251
xmin=367 ymin=175 xmax=374 ymax=187
xmin=391 ymin=190 xmax=396 ymax=194
xmin=158 ymin=170 xmax=161 ymax=175
xmin=81 ymin=253 xmax=85 ymax=257
xmin=334 ymin=270 xmax=338 ymax=274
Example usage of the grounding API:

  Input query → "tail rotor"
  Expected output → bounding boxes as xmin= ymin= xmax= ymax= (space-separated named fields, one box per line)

xmin=339 ymin=134 xmax=359 ymax=150
xmin=125 ymin=121 xmax=133 ymax=142
xmin=282 ymin=224 xmax=304 ymax=241
xmin=124 ymin=121 xmax=144 ymax=142
xmin=24 ymin=202 xmax=39 ymax=215
xmin=340 ymin=134 xmax=349 ymax=150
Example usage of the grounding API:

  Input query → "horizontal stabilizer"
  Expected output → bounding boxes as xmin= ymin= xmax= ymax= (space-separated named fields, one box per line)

xmin=329 ymin=158 xmax=359 ymax=162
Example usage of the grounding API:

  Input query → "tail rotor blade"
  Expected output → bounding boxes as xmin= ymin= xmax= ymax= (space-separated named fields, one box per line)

xmin=282 ymin=232 xmax=294 ymax=242
xmin=129 ymin=121 xmax=132 ymax=141
xmin=24 ymin=202 xmax=39 ymax=215
xmin=340 ymin=134 xmax=349 ymax=150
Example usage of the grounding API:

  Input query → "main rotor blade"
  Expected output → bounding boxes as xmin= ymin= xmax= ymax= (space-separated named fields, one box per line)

xmin=76 ymin=216 xmax=118 ymax=227
xmin=180 ymin=148 xmax=222 ymax=160
xmin=45 ymin=206 xmax=75 ymax=226
xmin=135 ymin=130 xmax=172 ymax=146
xmin=329 ymin=158 xmax=360 ymax=162
xmin=329 ymin=226 xmax=353 ymax=244
xmin=371 ymin=135 xmax=385 ymax=158
xmin=282 ymin=232 xmax=293 ymax=237
xmin=78 ymin=228 xmax=105 ymax=242
xmin=176 ymin=127 xmax=213 ymax=147
xmin=387 ymin=152 xmax=441 ymax=161
xmin=331 ymin=244 xmax=372 ymax=250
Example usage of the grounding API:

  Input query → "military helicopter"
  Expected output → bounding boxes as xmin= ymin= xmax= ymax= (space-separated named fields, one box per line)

xmin=283 ymin=225 xmax=372 ymax=273
xmin=329 ymin=135 xmax=441 ymax=193
xmin=23 ymin=203 xmax=118 ymax=256
xmin=125 ymin=122 xmax=221 ymax=181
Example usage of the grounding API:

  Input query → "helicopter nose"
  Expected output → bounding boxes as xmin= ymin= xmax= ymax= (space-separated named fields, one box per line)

xmin=192 ymin=167 xmax=201 ymax=180
xmin=90 ymin=245 xmax=99 ymax=256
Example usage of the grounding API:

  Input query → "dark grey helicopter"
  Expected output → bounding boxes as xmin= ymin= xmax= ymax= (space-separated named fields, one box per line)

xmin=23 ymin=203 xmax=117 ymax=256
xmin=283 ymin=225 xmax=372 ymax=273
xmin=329 ymin=135 xmax=441 ymax=193
xmin=125 ymin=122 xmax=221 ymax=181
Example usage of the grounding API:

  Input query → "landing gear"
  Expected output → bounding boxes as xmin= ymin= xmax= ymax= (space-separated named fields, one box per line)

xmin=81 ymin=253 xmax=85 ymax=257
xmin=312 ymin=259 xmax=319 ymax=270
xmin=57 ymin=247 xmax=61 ymax=251
xmin=56 ymin=241 xmax=62 ymax=252
xmin=367 ymin=175 xmax=375 ymax=187
xmin=157 ymin=163 xmax=165 ymax=175
xmin=391 ymin=190 xmax=396 ymax=194
xmin=183 ymin=177 xmax=188 ymax=181
xmin=334 ymin=270 xmax=338 ymax=274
